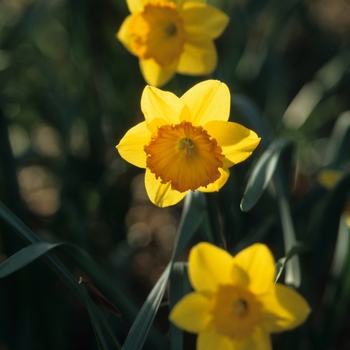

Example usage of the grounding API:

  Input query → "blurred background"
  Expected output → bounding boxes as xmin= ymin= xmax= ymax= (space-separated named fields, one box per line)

xmin=0 ymin=0 xmax=350 ymax=349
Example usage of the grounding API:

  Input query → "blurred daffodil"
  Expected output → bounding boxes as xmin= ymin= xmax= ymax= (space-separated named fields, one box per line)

xmin=318 ymin=169 xmax=350 ymax=227
xmin=170 ymin=242 xmax=310 ymax=350
xmin=117 ymin=0 xmax=229 ymax=87
xmin=117 ymin=80 xmax=260 ymax=207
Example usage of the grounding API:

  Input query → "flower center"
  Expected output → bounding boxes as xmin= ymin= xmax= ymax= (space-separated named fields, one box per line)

xmin=130 ymin=1 xmax=186 ymax=66
xmin=210 ymin=284 xmax=262 ymax=340
xmin=144 ymin=121 xmax=224 ymax=193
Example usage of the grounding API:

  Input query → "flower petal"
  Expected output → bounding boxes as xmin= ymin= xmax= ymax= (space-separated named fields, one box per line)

xmin=141 ymin=84 xmax=186 ymax=126
xmin=116 ymin=15 xmax=134 ymax=53
xmin=318 ymin=169 xmax=342 ymax=189
xmin=139 ymin=58 xmax=176 ymax=87
xmin=234 ymin=244 xmax=275 ymax=295
xmin=205 ymin=120 xmax=261 ymax=167
xmin=126 ymin=0 xmax=144 ymax=13
xmin=177 ymin=35 xmax=217 ymax=76
xmin=261 ymin=284 xmax=310 ymax=333
xmin=178 ymin=0 xmax=206 ymax=6
xmin=144 ymin=168 xmax=187 ymax=207
xmin=116 ymin=121 xmax=150 ymax=168
xmin=180 ymin=80 xmax=230 ymax=126
xmin=189 ymin=242 xmax=234 ymax=293
xmin=198 ymin=167 xmax=229 ymax=193
xmin=182 ymin=3 xmax=229 ymax=39
xmin=169 ymin=292 xmax=212 ymax=333
xmin=197 ymin=332 xmax=233 ymax=350
xmin=233 ymin=327 xmax=272 ymax=350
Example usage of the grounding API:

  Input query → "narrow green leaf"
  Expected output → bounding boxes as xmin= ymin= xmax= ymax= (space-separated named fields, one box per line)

xmin=317 ymin=220 xmax=350 ymax=350
xmin=273 ymin=169 xmax=300 ymax=287
xmin=172 ymin=191 xmax=206 ymax=260
xmin=240 ymin=139 xmax=292 ymax=212
xmin=309 ymin=170 xmax=350 ymax=279
xmin=79 ymin=283 xmax=111 ymax=350
xmin=122 ymin=191 xmax=206 ymax=350
xmin=275 ymin=243 xmax=308 ymax=282
xmin=169 ymin=262 xmax=191 ymax=350
xmin=122 ymin=264 xmax=171 ymax=350
xmin=324 ymin=111 xmax=350 ymax=168
xmin=0 ymin=242 xmax=60 ymax=278
xmin=0 ymin=202 xmax=122 ymax=349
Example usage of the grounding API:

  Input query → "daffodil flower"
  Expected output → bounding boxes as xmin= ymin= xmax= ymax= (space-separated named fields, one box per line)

xmin=318 ymin=169 xmax=350 ymax=227
xmin=117 ymin=0 xmax=229 ymax=87
xmin=117 ymin=80 xmax=260 ymax=207
xmin=170 ymin=242 xmax=310 ymax=350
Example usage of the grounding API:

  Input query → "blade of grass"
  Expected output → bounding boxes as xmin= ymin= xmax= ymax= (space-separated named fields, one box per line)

xmin=169 ymin=262 xmax=191 ymax=350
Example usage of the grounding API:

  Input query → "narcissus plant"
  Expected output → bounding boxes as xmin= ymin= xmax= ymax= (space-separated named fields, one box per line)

xmin=170 ymin=242 xmax=310 ymax=350
xmin=116 ymin=80 xmax=260 ymax=207
xmin=117 ymin=0 xmax=229 ymax=86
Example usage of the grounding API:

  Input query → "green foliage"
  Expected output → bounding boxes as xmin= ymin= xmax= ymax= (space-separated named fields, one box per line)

xmin=0 ymin=0 xmax=350 ymax=349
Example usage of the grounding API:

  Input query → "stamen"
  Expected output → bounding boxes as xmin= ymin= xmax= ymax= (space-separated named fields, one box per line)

xmin=233 ymin=298 xmax=248 ymax=316
xmin=164 ymin=23 xmax=177 ymax=37
xmin=179 ymin=137 xmax=194 ymax=156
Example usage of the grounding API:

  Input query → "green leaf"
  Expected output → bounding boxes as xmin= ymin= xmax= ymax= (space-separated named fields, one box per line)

xmin=79 ymin=283 xmax=112 ymax=350
xmin=0 ymin=242 xmax=60 ymax=278
xmin=0 ymin=202 xmax=121 ymax=349
xmin=122 ymin=191 xmax=206 ymax=350
xmin=324 ymin=111 xmax=350 ymax=168
xmin=169 ymin=262 xmax=191 ymax=350
xmin=172 ymin=191 xmax=206 ymax=260
xmin=240 ymin=139 xmax=293 ymax=212
xmin=275 ymin=242 xmax=308 ymax=282
xmin=122 ymin=264 xmax=171 ymax=350
xmin=308 ymin=170 xmax=350 ymax=279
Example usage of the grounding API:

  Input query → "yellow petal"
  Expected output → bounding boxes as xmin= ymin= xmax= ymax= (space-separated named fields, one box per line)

xmin=169 ymin=292 xmax=212 ymax=333
xmin=141 ymin=85 xmax=186 ymax=127
xmin=205 ymin=120 xmax=260 ymax=166
xmin=180 ymin=80 xmax=230 ymax=126
xmin=231 ymin=327 xmax=272 ymax=350
xmin=177 ymin=0 xmax=206 ymax=6
xmin=139 ymin=58 xmax=177 ymax=87
xmin=126 ymin=0 xmax=144 ymax=13
xmin=234 ymin=244 xmax=275 ymax=295
xmin=116 ymin=121 xmax=150 ymax=168
xmin=177 ymin=35 xmax=217 ymax=75
xmin=261 ymin=284 xmax=310 ymax=333
xmin=116 ymin=15 xmax=134 ymax=53
xmin=189 ymin=242 xmax=234 ymax=293
xmin=144 ymin=168 xmax=187 ymax=207
xmin=181 ymin=3 xmax=229 ymax=39
xmin=198 ymin=167 xmax=229 ymax=193
xmin=318 ymin=169 xmax=342 ymax=189
xmin=197 ymin=332 xmax=233 ymax=350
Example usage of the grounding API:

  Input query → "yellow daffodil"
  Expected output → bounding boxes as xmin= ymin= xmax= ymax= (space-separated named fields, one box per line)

xmin=117 ymin=80 xmax=260 ymax=207
xmin=318 ymin=169 xmax=350 ymax=227
xmin=117 ymin=0 xmax=229 ymax=87
xmin=170 ymin=242 xmax=310 ymax=350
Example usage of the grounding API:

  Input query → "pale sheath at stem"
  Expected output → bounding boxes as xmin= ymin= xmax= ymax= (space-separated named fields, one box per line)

xmin=170 ymin=243 xmax=311 ymax=350
xmin=116 ymin=80 xmax=261 ymax=207
xmin=117 ymin=0 xmax=229 ymax=86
